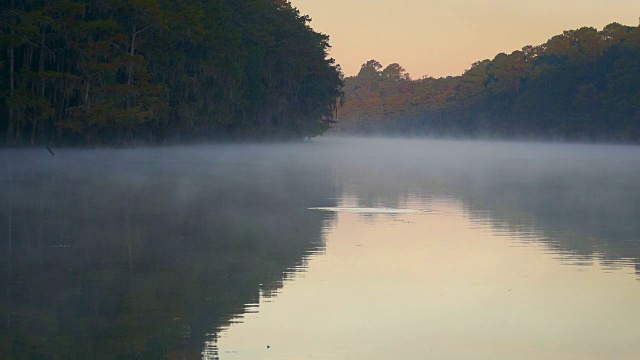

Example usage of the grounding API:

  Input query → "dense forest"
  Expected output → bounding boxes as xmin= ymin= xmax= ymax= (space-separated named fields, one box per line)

xmin=0 ymin=0 xmax=343 ymax=146
xmin=337 ymin=22 xmax=640 ymax=142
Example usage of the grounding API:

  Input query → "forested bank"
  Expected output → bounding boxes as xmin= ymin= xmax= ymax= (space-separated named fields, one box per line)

xmin=337 ymin=22 xmax=640 ymax=143
xmin=0 ymin=0 xmax=343 ymax=146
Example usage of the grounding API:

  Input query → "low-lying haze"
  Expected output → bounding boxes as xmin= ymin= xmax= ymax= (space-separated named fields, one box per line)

xmin=2 ymin=138 xmax=640 ymax=358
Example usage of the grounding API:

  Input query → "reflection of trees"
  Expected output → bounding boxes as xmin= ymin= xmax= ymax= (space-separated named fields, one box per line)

xmin=455 ymin=158 xmax=640 ymax=268
xmin=2 ymin=140 xmax=637 ymax=358
xmin=0 ymin=148 xmax=336 ymax=358
xmin=331 ymin=141 xmax=640 ymax=273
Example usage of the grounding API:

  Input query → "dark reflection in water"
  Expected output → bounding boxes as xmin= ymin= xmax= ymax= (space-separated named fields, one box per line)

xmin=0 ymin=146 xmax=336 ymax=358
xmin=1 ymin=138 xmax=640 ymax=358
xmin=457 ymin=157 xmax=640 ymax=269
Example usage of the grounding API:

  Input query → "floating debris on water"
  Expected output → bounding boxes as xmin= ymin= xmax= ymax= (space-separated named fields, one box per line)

xmin=308 ymin=207 xmax=431 ymax=214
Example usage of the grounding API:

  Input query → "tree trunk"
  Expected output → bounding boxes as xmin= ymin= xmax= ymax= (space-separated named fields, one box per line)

xmin=7 ymin=43 xmax=15 ymax=145
xmin=6 ymin=0 xmax=16 ymax=145
xmin=31 ymin=30 xmax=48 ymax=145
xmin=85 ymin=80 xmax=90 ymax=109
xmin=126 ymin=21 xmax=138 ymax=111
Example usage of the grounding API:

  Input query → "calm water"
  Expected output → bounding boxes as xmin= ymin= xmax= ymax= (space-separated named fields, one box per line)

xmin=1 ymin=138 xmax=640 ymax=359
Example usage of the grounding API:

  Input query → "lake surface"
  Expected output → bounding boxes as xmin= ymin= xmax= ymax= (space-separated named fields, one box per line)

xmin=1 ymin=138 xmax=640 ymax=359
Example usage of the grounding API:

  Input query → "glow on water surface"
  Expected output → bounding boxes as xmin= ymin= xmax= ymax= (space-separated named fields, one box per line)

xmin=5 ymin=138 xmax=640 ymax=359
xmin=308 ymin=206 xmax=431 ymax=214
xmin=213 ymin=198 xmax=640 ymax=360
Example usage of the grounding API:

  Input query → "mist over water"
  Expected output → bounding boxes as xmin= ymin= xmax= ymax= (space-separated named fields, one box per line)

xmin=1 ymin=138 xmax=639 ymax=358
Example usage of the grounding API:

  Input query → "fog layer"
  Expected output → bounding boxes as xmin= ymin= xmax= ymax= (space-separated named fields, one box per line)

xmin=1 ymin=137 xmax=639 ymax=357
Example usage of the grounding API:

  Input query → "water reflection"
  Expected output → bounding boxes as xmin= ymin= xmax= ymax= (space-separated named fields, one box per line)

xmin=0 ymin=146 xmax=336 ymax=358
xmin=326 ymin=138 xmax=640 ymax=274
xmin=217 ymin=201 xmax=640 ymax=359
xmin=1 ymin=138 xmax=640 ymax=358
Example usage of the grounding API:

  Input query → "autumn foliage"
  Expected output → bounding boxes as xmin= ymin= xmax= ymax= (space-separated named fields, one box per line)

xmin=337 ymin=23 xmax=640 ymax=142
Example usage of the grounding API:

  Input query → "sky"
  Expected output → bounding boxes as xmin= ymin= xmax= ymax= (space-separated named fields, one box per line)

xmin=292 ymin=0 xmax=640 ymax=79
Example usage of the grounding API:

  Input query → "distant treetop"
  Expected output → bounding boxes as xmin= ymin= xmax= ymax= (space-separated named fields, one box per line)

xmin=336 ymin=22 xmax=640 ymax=143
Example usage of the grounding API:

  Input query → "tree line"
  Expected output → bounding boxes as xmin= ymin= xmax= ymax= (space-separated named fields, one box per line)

xmin=0 ymin=0 xmax=343 ymax=146
xmin=337 ymin=22 xmax=640 ymax=143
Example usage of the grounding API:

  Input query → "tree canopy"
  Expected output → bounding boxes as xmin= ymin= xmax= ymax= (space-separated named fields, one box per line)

xmin=0 ymin=0 xmax=343 ymax=146
xmin=336 ymin=22 xmax=640 ymax=143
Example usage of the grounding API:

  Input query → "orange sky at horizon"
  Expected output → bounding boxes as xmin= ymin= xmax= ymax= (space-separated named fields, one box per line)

xmin=292 ymin=0 xmax=640 ymax=79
